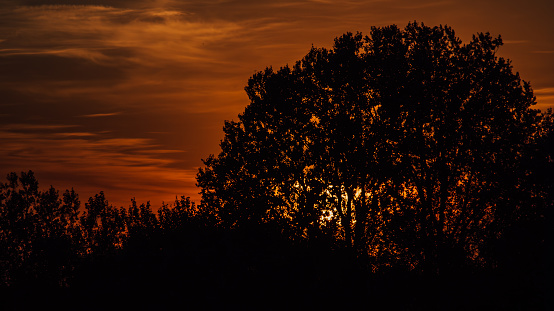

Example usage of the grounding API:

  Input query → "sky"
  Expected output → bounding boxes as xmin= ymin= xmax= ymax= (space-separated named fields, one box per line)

xmin=1 ymin=0 xmax=553 ymax=208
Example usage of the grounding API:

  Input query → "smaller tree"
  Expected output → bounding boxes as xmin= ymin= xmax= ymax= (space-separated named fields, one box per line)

xmin=0 ymin=171 xmax=82 ymax=285
xmin=80 ymin=192 xmax=126 ymax=255
xmin=0 ymin=171 xmax=39 ymax=285
xmin=125 ymin=198 xmax=159 ymax=249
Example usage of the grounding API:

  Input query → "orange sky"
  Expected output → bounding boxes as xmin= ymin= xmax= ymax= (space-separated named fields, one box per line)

xmin=1 ymin=0 xmax=553 ymax=208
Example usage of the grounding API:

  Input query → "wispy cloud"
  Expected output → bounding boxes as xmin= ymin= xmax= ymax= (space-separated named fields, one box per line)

xmin=1 ymin=124 xmax=77 ymax=131
xmin=1 ymin=4 xmax=243 ymax=65
xmin=0 ymin=3 xmax=251 ymax=114
xmin=395 ymin=0 xmax=453 ymax=10
xmin=81 ymin=112 xmax=121 ymax=118
xmin=534 ymin=87 xmax=554 ymax=110
xmin=55 ymin=132 xmax=97 ymax=137
xmin=503 ymin=40 xmax=528 ymax=44
xmin=534 ymin=87 xmax=554 ymax=95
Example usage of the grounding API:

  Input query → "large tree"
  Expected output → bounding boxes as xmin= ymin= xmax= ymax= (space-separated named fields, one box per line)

xmin=197 ymin=22 xmax=548 ymax=272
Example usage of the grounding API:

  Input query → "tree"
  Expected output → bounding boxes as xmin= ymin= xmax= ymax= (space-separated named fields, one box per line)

xmin=80 ymin=192 xmax=126 ymax=255
xmin=197 ymin=22 xmax=548 ymax=272
xmin=0 ymin=171 xmax=39 ymax=285
xmin=0 ymin=171 xmax=82 ymax=286
xmin=365 ymin=24 xmax=543 ymax=272
xmin=126 ymin=198 xmax=158 ymax=243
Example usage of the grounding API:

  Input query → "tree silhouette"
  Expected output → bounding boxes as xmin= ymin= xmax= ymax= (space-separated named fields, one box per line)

xmin=366 ymin=24 xmax=544 ymax=273
xmin=0 ymin=171 xmax=82 ymax=286
xmin=125 ymin=198 xmax=158 ymax=246
xmin=80 ymin=192 xmax=126 ymax=255
xmin=197 ymin=22 xmax=549 ymax=273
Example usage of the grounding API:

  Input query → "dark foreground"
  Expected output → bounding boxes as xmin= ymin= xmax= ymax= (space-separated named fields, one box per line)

xmin=2 ymin=224 xmax=551 ymax=311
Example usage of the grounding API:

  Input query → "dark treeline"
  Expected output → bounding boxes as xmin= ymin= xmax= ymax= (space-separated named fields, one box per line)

xmin=2 ymin=22 xmax=554 ymax=309
xmin=0 ymin=172 xmax=211 ymax=309
xmin=0 ymin=171 xmax=384 ymax=310
xmin=3 ymin=171 xmax=549 ymax=310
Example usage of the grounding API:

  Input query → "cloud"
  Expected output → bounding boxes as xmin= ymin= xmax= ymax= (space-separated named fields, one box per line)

xmin=503 ymin=40 xmax=528 ymax=44
xmin=532 ymin=87 xmax=554 ymax=110
xmin=395 ymin=0 xmax=453 ymax=10
xmin=1 ymin=123 xmax=77 ymax=131
xmin=0 ymin=47 xmax=113 ymax=64
xmin=81 ymin=112 xmax=121 ymax=117
xmin=55 ymin=132 xmax=97 ymax=137
xmin=0 ymin=5 xmax=241 ymax=64
xmin=16 ymin=0 xmax=155 ymax=9
xmin=0 ymin=3 xmax=253 ymax=116
xmin=534 ymin=87 xmax=554 ymax=95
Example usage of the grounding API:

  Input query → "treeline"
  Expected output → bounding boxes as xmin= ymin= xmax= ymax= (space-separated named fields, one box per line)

xmin=0 ymin=170 xmax=209 ymax=289
xmin=0 ymin=170 xmax=551 ymax=309
xmin=0 ymin=171 xmax=381 ymax=309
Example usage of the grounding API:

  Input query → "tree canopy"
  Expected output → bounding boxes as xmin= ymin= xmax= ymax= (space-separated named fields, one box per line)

xmin=197 ymin=22 xmax=551 ymax=272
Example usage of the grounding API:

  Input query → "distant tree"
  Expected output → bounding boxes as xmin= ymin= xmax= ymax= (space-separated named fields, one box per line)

xmin=0 ymin=170 xmax=216 ymax=294
xmin=126 ymin=199 xmax=158 ymax=239
xmin=158 ymin=196 xmax=202 ymax=233
xmin=0 ymin=171 xmax=39 ymax=285
xmin=30 ymin=186 xmax=81 ymax=285
xmin=0 ymin=171 xmax=82 ymax=285
xmin=197 ymin=22 xmax=548 ymax=272
xmin=80 ymin=192 xmax=126 ymax=255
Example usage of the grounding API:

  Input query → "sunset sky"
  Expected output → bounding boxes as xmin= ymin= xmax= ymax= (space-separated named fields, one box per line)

xmin=1 ymin=0 xmax=553 ymax=208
